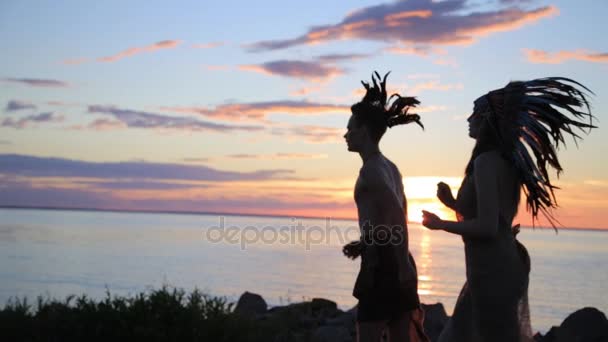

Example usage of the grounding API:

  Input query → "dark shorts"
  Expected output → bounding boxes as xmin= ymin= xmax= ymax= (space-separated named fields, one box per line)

xmin=356 ymin=280 xmax=420 ymax=322
xmin=355 ymin=251 xmax=421 ymax=322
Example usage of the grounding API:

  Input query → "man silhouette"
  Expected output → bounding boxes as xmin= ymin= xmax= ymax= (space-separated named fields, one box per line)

xmin=342 ymin=72 xmax=428 ymax=342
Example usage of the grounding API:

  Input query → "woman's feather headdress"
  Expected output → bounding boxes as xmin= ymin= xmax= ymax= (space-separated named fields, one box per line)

xmin=482 ymin=77 xmax=596 ymax=227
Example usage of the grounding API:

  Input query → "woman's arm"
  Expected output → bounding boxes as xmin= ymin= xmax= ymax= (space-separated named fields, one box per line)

xmin=423 ymin=153 xmax=500 ymax=238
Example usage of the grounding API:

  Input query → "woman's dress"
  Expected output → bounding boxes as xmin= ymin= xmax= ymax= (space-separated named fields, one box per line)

xmin=438 ymin=175 xmax=533 ymax=342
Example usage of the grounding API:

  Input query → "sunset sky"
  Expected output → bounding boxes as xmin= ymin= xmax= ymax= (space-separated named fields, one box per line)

xmin=1 ymin=0 xmax=607 ymax=229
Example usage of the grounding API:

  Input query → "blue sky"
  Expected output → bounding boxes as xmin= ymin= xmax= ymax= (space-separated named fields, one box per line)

xmin=1 ymin=0 xmax=607 ymax=228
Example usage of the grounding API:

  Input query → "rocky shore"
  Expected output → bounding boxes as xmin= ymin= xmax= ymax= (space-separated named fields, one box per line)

xmin=235 ymin=291 xmax=608 ymax=342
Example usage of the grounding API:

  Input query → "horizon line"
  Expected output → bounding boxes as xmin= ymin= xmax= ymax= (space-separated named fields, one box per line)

xmin=1 ymin=205 xmax=606 ymax=232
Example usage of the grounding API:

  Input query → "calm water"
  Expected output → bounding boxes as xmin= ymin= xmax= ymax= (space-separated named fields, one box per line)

xmin=1 ymin=208 xmax=606 ymax=332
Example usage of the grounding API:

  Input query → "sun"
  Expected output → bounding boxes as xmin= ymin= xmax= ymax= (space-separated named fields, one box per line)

xmin=403 ymin=176 xmax=462 ymax=223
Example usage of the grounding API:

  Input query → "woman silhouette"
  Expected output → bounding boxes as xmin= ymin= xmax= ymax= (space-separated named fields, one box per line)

xmin=422 ymin=78 xmax=596 ymax=342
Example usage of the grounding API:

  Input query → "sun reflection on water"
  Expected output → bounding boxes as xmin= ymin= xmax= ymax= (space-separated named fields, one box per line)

xmin=416 ymin=227 xmax=434 ymax=297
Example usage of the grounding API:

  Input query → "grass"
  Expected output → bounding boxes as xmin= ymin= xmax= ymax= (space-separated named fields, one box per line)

xmin=0 ymin=285 xmax=313 ymax=342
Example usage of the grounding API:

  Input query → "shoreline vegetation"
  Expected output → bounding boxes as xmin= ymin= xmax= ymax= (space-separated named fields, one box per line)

xmin=2 ymin=205 xmax=607 ymax=232
xmin=1 ymin=286 xmax=606 ymax=342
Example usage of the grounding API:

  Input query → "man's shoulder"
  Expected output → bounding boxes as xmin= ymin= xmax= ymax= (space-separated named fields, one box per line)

xmin=359 ymin=160 xmax=386 ymax=187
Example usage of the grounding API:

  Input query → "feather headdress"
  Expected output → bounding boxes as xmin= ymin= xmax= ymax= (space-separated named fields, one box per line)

xmin=359 ymin=71 xmax=424 ymax=130
xmin=481 ymin=77 xmax=596 ymax=227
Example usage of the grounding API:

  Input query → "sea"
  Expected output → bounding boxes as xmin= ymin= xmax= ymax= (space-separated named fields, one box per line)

xmin=1 ymin=208 xmax=606 ymax=333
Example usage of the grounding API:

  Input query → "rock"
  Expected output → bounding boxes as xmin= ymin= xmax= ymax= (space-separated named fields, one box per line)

xmin=234 ymin=291 xmax=267 ymax=316
xmin=422 ymin=303 xmax=449 ymax=342
xmin=555 ymin=307 xmax=608 ymax=342
xmin=311 ymin=325 xmax=351 ymax=342
xmin=325 ymin=311 xmax=355 ymax=327
xmin=311 ymin=298 xmax=338 ymax=317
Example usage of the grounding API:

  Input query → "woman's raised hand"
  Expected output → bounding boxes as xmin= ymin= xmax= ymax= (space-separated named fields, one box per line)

xmin=437 ymin=182 xmax=456 ymax=209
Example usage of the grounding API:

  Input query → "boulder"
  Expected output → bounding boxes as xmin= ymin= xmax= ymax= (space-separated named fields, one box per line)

xmin=311 ymin=325 xmax=352 ymax=342
xmin=555 ymin=307 xmax=608 ymax=342
xmin=234 ymin=291 xmax=267 ymax=316
xmin=311 ymin=298 xmax=339 ymax=318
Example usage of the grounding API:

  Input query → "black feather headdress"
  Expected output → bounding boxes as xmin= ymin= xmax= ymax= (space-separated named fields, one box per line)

xmin=359 ymin=71 xmax=424 ymax=130
xmin=482 ymin=77 xmax=596 ymax=227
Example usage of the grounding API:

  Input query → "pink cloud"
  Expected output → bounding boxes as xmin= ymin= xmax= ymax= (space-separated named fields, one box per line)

xmin=97 ymin=40 xmax=182 ymax=63
xmin=523 ymin=49 xmax=608 ymax=64
xmin=271 ymin=125 xmax=344 ymax=144
xmin=192 ymin=42 xmax=224 ymax=49
xmin=160 ymin=100 xmax=349 ymax=122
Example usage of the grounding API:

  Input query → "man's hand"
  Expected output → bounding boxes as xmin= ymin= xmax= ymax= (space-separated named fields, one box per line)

xmin=437 ymin=182 xmax=456 ymax=209
xmin=342 ymin=240 xmax=362 ymax=260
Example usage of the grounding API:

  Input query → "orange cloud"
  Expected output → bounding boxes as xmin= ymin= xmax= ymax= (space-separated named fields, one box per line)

xmin=97 ymin=40 xmax=182 ymax=63
xmin=451 ymin=6 xmax=559 ymax=45
xmin=523 ymin=48 xmax=608 ymax=64
xmin=249 ymin=3 xmax=558 ymax=51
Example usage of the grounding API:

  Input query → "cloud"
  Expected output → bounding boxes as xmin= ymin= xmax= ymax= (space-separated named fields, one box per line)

xmin=248 ymin=0 xmax=558 ymax=51
xmin=315 ymin=53 xmax=371 ymax=62
xmin=160 ymin=100 xmax=348 ymax=122
xmin=271 ymin=125 xmax=344 ymax=143
xmin=0 ymin=154 xmax=297 ymax=182
xmin=204 ymin=65 xmax=231 ymax=71
xmin=226 ymin=153 xmax=328 ymax=160
xmin=240 ymin=60 xmax=344 ymax=80
xmin=407 ymin=81 xmax=464 ymax=93
xmin=290 ymin=85 xmax=324 ymax=96
xmin=75 ymin=180 xmax=208 ymax=190
xmin=385 ymin=44 xmax=445 ymax=56
xmin=62 ymin=58 xmax=89 ymax=65
xmin=0 ymin=140 xmax=11 ymax=145
xmin=1 ymin=112 xmax=64 ymax=129
xmin=192 ymin=42 xmax=224 ymax=49
xmin=0 ymin=179 xmax=355 ymax=219
xmin=523 ymin=49 xmax=608 ymax=64
xmin=433 ymin=57 xmax=459 ymax=67
xmin=5 ymin=100 xmax=37 ymax=112
xmin=97 ymin=40 xmax=182 ymax=63
xmin=182 ymin=157 xmax=210 ymax=163
xmin=87 ymin=118 xmax=127 ymax=131
xmin=2 ymin=78 xmax=69 ymax=87
xmin=87 ymin=105 xmax=264 ymax=133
